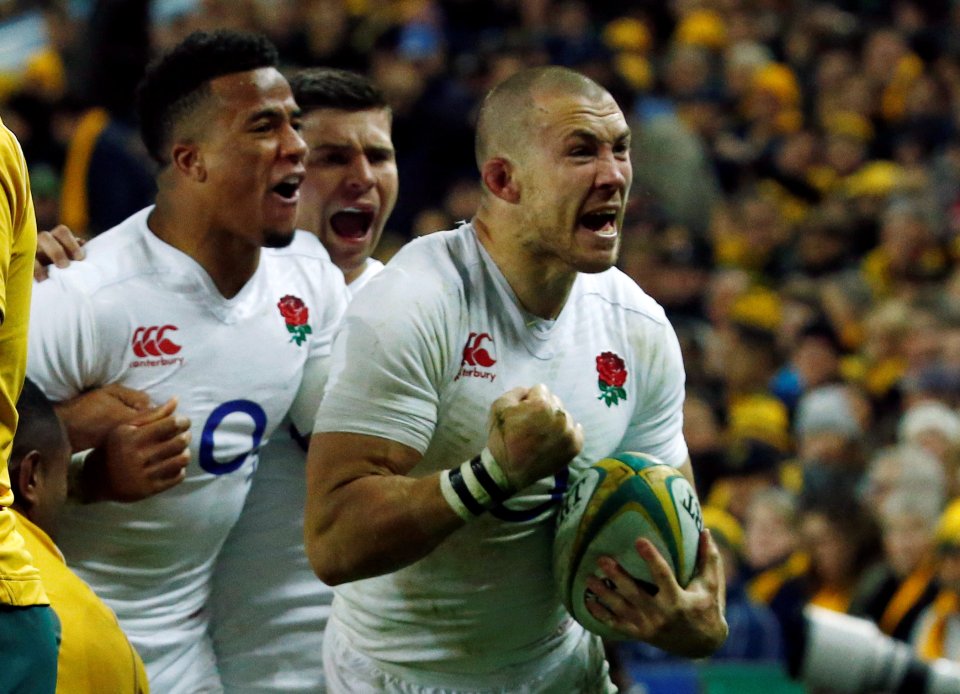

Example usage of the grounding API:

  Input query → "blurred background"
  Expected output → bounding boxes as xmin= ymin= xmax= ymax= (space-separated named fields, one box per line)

xmin=7 ymin=0 xmax=960 ymax=691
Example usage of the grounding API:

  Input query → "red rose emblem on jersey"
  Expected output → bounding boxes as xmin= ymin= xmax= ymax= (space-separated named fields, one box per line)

xmin=278 ymin=295 xmax=312 ymax=346
xmin=596 ymin=351 xmax=627 ymax=407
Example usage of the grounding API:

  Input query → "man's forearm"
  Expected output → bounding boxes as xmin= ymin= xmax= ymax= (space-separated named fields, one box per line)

xmin=306 ymin=471 xmax=465 ymax=585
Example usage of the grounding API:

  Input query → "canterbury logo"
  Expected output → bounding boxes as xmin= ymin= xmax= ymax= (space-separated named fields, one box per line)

xmin=455 ymin=332 xmax=497 ymax=382
xmin=462 ymin=332 xmax=496 ymax=367
xmin=132 ymin=325 xmax=181 ymax=357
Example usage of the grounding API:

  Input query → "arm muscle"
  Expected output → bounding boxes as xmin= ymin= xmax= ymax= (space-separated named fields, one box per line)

xmin=305 ymin=431 xmax=464 ymax=584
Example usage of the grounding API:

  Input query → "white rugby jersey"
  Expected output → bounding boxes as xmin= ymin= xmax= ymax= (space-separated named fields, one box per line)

xmin=211 ymin=420 xmax=328 ymax=693
xmin=210 ymin=263 xmax=383 ymax=693
xmin=27 ymin=207 xmax=348 ymax=688
xmin=315 ymin=222 xmax=688 ymax=677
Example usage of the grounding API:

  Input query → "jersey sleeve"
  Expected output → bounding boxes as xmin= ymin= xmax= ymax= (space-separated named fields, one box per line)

xmin=27 ymin=272 xmax=109 ymax=401
xmin=619 ymin=316 xmax=689 ymax=469
xmin=0 ymin=122 xmax=32 ymax=323
xmin=0 ymin=161 xmax=12 ymax=323
xmin=313 ymin=265 xmax=449 ymax=454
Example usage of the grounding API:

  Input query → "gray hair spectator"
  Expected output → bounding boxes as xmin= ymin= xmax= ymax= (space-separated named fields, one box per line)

xmin=861 ymin=443 xmax=947 ymax=515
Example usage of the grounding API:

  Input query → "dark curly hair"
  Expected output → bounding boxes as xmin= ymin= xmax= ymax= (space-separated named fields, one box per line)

xmin=136 ymin=30 xmax=279 ymax=165
xmin=289 ymin=68 xmax=388 ymax=114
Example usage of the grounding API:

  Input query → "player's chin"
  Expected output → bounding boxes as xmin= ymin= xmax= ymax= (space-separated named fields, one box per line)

xmin=571 ymin=235 xmax=620 ymax=274
xmin=262 ymin=227 xmax=296 ymax=248
xmin=574 ymin=250 xmax=619 ymax=275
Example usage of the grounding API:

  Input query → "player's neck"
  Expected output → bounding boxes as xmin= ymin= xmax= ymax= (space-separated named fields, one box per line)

xmin=343 ymin=258 xmax=369 ymax=286
xmin=148 ymin=204 xmax=260 ymax=299
xmin=473 ymin=216 xmax=575 ymax=320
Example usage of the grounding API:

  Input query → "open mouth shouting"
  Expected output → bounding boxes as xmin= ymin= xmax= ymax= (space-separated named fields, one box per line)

xmin=271 ymin=174 xmax=303 ymax=204
xmin=579 ymin=207 xmax=619 ymax=237
xmin=330 ymin=206 xmax=376 ymax=241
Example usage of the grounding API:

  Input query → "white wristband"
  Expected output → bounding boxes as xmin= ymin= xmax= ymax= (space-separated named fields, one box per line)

xmin=67 ymin=448 xmax=96 ymax=504
xmin=440 ymin=448 xmax=515 ymax=521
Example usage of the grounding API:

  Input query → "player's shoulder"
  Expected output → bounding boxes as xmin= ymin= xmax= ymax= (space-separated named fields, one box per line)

xmin=263 ymin=230 xmax=346 ymax=297
xmin=370 ymin=225 xmax=470 ymax=296
xmin=40 ymin=208 xmax=155 ymax=295
xmin=388 ymin=225 xmax=467 ymax=271
xmin=577 ymin=267 xmax=671 ymax=327
xmin=266 ymin=230 xmax=333 ymax=263
xmin=0 ymin=116 xmax=26 ymax=166
xmin=347 ymin=226 xmax=471 ymax=326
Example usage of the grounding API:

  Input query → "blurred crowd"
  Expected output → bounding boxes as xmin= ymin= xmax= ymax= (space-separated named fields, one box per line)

xmin=6 ymin=0 xmax=960 ymax=690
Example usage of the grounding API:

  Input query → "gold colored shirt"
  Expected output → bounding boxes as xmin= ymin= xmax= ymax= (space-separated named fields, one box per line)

xmin=14 ymin=511 xmax=148 ymax=693
xmin=0 ymin=115 xmax=46 ymax=606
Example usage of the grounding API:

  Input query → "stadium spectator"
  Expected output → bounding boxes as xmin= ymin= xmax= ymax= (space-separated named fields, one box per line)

xmin=913 ymin=498 xmax=960 ymax=661
xmin=850 ymin=487 xmax=942 ymax=642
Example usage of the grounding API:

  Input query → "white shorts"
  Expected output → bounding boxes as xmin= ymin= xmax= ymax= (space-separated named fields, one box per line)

xmin=322 ymin=613 xmax=615 ymax=694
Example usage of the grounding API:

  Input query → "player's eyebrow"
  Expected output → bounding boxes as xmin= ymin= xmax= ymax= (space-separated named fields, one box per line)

xmin=310 ymin=142 xmax=395 ymax=158
xmin=247 ymin=105 xmax=302 ymax=124
xmin=313 ymin=141 xmax=392 ymax=151
xmin=565 ymin=128 xmax=632 ymax=147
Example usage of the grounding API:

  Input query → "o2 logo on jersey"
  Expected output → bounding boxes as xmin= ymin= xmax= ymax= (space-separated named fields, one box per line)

xmin=130 ymin=325 xmax=185 ymax=368
xmin=199 ymin=400 xmax=267 ymax=475
xmin=455 ymin=332 xmax=497 ymax=382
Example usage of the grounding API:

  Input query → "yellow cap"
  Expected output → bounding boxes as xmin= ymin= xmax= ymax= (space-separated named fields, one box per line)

xmin=727 ymin=394 xmax=791 ymax=452
xmin=751 ymin=63 xmax=801 ymax=107
xmin=604 ymin=17 xmax=651 ymax=52
xmin=675 ymin=9 xmax=727 ymax=50
xmin=844 ymin=161 xmax=905 ymax=198
xmin=729 ymin=287 xmax=783 ymax=333
xmin=614 ymin=53 xmax=653 ymax=90
xmin=23 ymin=47 xmax=66 ymax=100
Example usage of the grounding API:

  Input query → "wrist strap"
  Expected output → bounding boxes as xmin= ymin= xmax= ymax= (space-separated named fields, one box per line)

xmin=67 ymin=449 xmax=96 ymax=504
xmin=440 ymin=448 xmax=516 ymax=521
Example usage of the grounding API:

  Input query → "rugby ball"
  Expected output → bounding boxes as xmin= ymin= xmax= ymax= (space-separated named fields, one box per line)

xmin=553 ymin=451 xmax=703 ymax=640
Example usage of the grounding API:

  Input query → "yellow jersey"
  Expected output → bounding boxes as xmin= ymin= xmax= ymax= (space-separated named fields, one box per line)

xmin=14 ymin=511 xmax=149 ymax=693
xmin=0 ymin=116 xmax=46 ymax=606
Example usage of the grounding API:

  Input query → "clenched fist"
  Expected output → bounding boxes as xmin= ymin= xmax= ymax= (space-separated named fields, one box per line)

xmin=485 ymin=384 xmax=583 ymax=491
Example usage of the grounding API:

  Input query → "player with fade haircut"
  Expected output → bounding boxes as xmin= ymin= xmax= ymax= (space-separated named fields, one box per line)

xmin=211 ymin=67 xmax=398 ymax=693
xmin=10 ymin=378 xmax=149 ymax=693
xmin=306 ymin=66 xmax=727 ymax=692
xmin=27 ymin=30 xmax=349 ymax=693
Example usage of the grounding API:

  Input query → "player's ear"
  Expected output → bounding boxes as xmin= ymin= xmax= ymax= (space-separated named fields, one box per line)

xmin=14 ymin=450 xmax=42 ymax=508
xmin=481 ymin=157 xmax=520 ymax=204
xmin=170 ymin=142 xmax=206 ymax=182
